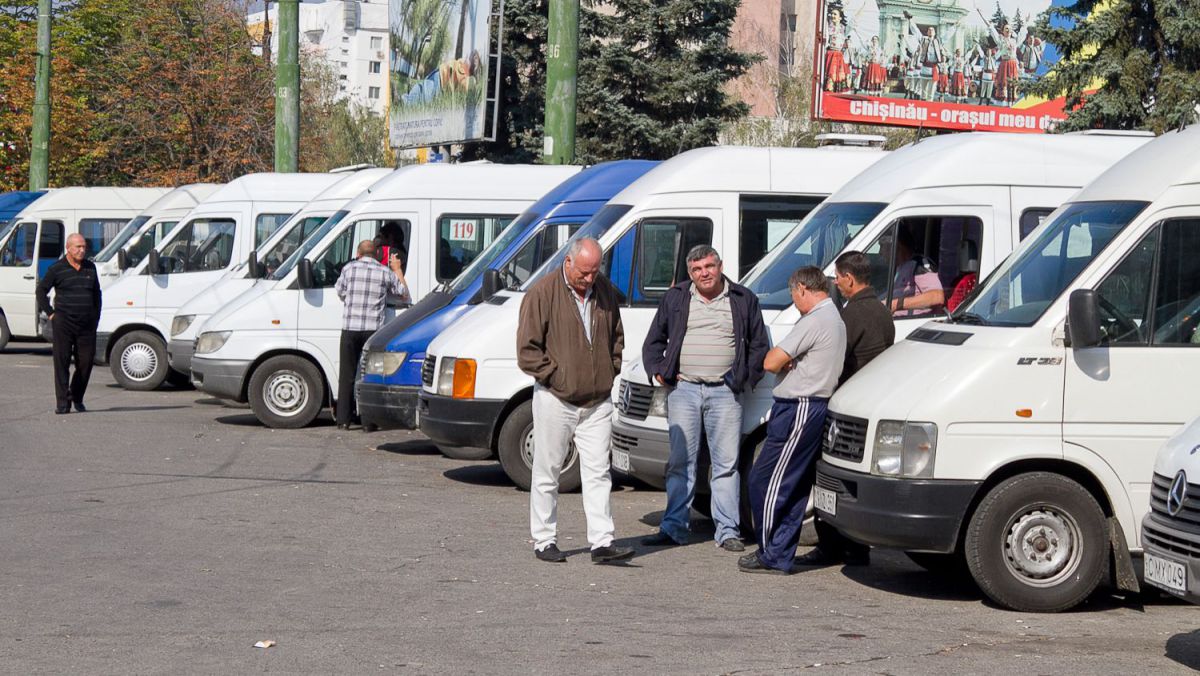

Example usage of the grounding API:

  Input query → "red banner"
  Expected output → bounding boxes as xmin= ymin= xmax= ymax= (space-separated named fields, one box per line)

xmin=820 ymin=92 xmax=1068 ymax=133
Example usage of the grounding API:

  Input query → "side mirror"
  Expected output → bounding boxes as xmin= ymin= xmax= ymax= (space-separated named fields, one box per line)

xmin=117 ymin=248 xmax=128 ymax=271
xmin=482 ymin=268 xmax=502 ymax=301
xmin=1067 ymin=289 xmax=1103 ymax=349
xmin=247 ymin=251 xmax=262 ymax=279
xmin=148 ymin=248 xmax=161 ymax=275
xmin=297 ymin=258 xmax=315 ymax=289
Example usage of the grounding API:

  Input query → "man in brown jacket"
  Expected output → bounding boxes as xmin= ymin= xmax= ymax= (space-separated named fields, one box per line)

xmin=517 ymin=238 xmax=634 ymax=564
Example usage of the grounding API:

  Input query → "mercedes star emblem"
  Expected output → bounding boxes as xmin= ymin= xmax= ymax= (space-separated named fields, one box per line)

xmin=1168 ymin=470 xmax=1189 ymax=517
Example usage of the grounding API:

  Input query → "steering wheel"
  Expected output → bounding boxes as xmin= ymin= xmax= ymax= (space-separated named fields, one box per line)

xmin=1096 ymin=295 xmax=1141 ymax=343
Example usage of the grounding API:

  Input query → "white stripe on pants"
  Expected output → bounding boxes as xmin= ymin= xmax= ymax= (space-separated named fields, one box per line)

xmin=530 ymin=384 xmax=615 ymax=551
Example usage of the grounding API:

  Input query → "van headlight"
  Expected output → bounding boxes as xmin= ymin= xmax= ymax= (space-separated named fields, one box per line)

xmin=872 ymin=420 xmax=937 ymax=478
xmin=171 ymin=314 xmax=195 ymax=337
xmin=195 ymin=331 xmax=232 ymax=355
xmin=365 ymin=350 xmax=406 ymax=377
xmin=435 ymin=356 xmax=476 ymax=399
xmin=648 ymin=386 xmax=669 ymax=418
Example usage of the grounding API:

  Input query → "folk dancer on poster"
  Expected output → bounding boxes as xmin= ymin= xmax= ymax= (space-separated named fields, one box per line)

xmin=904 ymin=12 xmax=943 ymax=101
xmin=842 ymin=38 xmax=861 ymax=94
xmin=969 ymin=42 xmax=999 ymax=104
xmin=824 ymin=7 xmax=851 ymax=92
xmin=948 ymin=49 xmax=968 ymax=101
xmin=862 ymin=36 xmax=887 ymax=95
xmin=977 ymin=7 xmax=1024 ymax=105
xmin=936 ymin=53 xmax=951 ymax=100
xmin=1018 ymin=31 xmax=1045 ymax=78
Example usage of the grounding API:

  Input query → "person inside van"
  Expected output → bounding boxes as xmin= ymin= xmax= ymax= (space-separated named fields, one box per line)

xmin=890 ymin=229 xmax=944 ymax=317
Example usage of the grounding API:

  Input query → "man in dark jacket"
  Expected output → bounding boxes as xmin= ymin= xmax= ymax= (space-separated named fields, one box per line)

xmin=36 ymin=233 xmax=101 ymax=414
xmin=796 ymin=250 xmax=895 ymax=566
xmin=516 ymin=237 xmax=633 ymax=565
xmin=641 ymin=245 xmax=769 ymax=551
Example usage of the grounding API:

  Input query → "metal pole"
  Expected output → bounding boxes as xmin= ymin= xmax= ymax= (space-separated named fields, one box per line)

xmin=29 ymin=0 xmax=51 ymax=190
xmin=542 ymin=0 xmax=578 ymax=165
xmin=275 ymin=0 xmax=300 ymax=172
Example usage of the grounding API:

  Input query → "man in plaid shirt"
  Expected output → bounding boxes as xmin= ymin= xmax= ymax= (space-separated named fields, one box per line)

xmin=334 ymin=239 xmax=410 ymax=429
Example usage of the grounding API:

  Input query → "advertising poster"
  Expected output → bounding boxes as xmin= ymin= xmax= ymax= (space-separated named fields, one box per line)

xmin=389 ymin=0 xmax=492 ymax=148
xmin=814 ymin=0 xmax=1073 ymax=133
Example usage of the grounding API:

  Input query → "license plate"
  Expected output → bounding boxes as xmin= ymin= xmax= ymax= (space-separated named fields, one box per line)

xmin=813 ymin=486 xmax=837 ymax=516
xmin=611 ymin=448 xmax=630 ymax=473
xmin=1145 ymin=551 xmax=1188 ymax=594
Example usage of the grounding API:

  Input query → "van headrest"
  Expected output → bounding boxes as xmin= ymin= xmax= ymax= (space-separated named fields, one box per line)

xmin=957 ymin=239 xmax=980 ymax=274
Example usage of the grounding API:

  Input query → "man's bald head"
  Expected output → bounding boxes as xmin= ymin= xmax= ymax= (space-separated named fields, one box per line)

xmin=563 ymin=237 xmax=602 ymax=297
xmin=65 ymin=233 xmax=87 ymax=265
xmin=357 ymin=239 xmax=377 ymax=258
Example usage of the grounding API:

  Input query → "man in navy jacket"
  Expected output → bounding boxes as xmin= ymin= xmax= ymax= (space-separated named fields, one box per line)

xmin=641 ymin=245 xmax=769 ymax=550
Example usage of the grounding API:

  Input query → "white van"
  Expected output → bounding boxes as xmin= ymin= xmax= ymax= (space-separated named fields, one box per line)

xmin=189 ymin=163 xmax=580 ymax=429
xmin=96 ymin=173 xmax=344 ymax=390
xmin=94 ymin=184 xmax=222 ymax=287
xmin=0 ymin=186 xmax=169 ymax=349
xmin=612 ymin=132 xmax=1152 ymax=503
xmin=417 ymin=146 xmax=888 ymax=490
xmin=166 ymin=168 xmax=393 ymax=375
xmin=1142 ymin=416 xmax=1200 ymax=604
xmin=815 ymin=126 xmax=1200 ymax=612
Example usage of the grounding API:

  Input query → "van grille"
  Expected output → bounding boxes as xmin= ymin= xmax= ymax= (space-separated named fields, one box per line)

xmin=611 ymin=431 xmax=638 ymax=453
xmin=616 ymin=379 xmax=654 ymax=420
xmin=1150 ymin=472 xmax=1200 ymax=531
xmin=1144 ymin=521 xmax=1200 ymax=559
xmin=822 ymin=413 xmax=868 ymax=462
xmin=421 ymin=355 xmax=436 ymax=387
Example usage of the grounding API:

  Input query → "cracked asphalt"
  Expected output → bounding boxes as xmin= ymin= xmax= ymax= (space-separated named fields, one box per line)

xmin=2 ymin=340 xmax=1199 ymax=674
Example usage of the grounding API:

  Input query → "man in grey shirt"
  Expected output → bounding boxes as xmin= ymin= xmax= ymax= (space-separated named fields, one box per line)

xmin=739 ymin=266 xmax=846 ymax=574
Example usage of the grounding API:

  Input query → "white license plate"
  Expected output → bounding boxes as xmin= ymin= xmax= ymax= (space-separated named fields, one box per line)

xmin=611 ymin=448 xmax=630 ymax=473
xmin=1145 ymin=551 xmax=1188 ymax=594
xmin=813 ymin=486 xmax=837 ymax=516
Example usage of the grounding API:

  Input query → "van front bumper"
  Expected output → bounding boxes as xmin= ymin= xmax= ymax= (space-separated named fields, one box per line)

xmin=1141 ymin=512 xmax=1200 ymax=603
xmin=167 ymin=339 xmax=194 ymax=374
xmin=191 ymin=356 xmax=251 ymax=402
xmin=815 ymin=460 xmax=982 ymax=553
xmin=357 ymin=382 xmax=420 ymax=430
xmin=611 ymin=416 xmax=668 ymax=488
xmin=417 ymin=392 xmax=504 ymax=452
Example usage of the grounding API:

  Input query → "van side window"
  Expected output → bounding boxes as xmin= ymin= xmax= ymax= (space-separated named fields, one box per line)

xmin=39 ymin=221 xmax=64 ymax=259
xmin=1093 ymin=227 xmax=1157 ymax=345
xmin=864 ymin=216 xmax=985 ymax=318
xmin=311 ymin=219 xmax=412 ymax=288
xmin=0 ymin=222 xmax=37 ymax=267
xmin=255 ymin=213 xmax=294 ymax=248
xmin=436 ymin=214 xmax=514 ymax=282
xmin=627 ymin=218 xmax=713 ymax=306
xmin=261 ymin=216 xmax=328 ymax=276
xmin=1151 ymin=219 xmax=1200 ymax=345
xmin=603 ymin=227 xmax=637 ymax=302
xmin=1019 ymin=208 xmax=1055 ymax=241
xmin=156 ymin=219 xmax=237 ymax=274
xmin=503 ymin=222 xmax=582 ymax=290
xmin=78 ymin=218 xmax=127 ymax=255
xmin=738 ymin=195 xmax=824 ymax=278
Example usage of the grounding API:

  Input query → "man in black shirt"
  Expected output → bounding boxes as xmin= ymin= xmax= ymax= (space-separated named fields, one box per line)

xmin=36 ymin=233 xmax=101 ymax=414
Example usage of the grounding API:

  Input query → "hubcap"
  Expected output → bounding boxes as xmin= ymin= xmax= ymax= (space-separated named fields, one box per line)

xmin=262 ymin=370 xmax=308 ymax=417
xmin=120 ymin=343 xmax=158 ymax=381
xmin=1003 ymin=507 xmax=1080 ymax=586
xmin=522 ymin=425 xmax=577 ymax=471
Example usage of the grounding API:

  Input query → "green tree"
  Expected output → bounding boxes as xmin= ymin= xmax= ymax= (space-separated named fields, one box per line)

xmin=990 ymin=1 xmax=1008 ymax=32
xmin=1026 ymin=0 xmax=1200 ymax=132
xmin=300 ymin=54 xmax=391 ymax=171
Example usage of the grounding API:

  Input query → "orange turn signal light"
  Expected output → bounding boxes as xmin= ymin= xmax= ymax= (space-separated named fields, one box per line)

xmin=452 ymin=358 xmax=477 ymax=399
xmin=1016 ymin=409 xmax=1033 ymax=418
xmin=271 ymin=319 xmax=280 ymax=325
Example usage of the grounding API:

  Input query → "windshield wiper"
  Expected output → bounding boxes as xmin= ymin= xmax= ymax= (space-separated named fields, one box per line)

xmin=953 ymin=312 xmax=989 ymax=326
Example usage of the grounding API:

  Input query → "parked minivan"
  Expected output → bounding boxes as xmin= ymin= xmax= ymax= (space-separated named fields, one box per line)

xmin=0 ymin=191 xmax=44 ymax=229
xmin=96 ymin=173 xmax=344 ymax=390
xmin=0 ymin=187 xmax=169 ymax=349
xmin=816 ymin=126 xmax=1200 ymax=612
xmin=94 ymin=184 xmax=222 ymax=287
xmin=355 ymin=160 xmax=659 ymax=437
xmin=417 ymin=146 xmax=888 ymax=489
xmin=189 ymin=163 xmax=580 ymax=429
xmin=613 ymin=132 xmax=1152 ymax=507
xmin=167 ymin=169 xmax=393 ymax=375
xmin=1142 ymin=416 xmax=1200 ymax=605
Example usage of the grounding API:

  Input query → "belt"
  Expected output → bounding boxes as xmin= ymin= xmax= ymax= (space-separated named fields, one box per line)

xmin=681 ymin=379 xmax=726 ymax=387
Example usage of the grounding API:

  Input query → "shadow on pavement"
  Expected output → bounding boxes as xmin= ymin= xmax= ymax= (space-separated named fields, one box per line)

xmin=214 ymin=413 xmax=334 ymax=428
xmin=194 ymin=397 xmax=247 ymax=407
xmin=838 ymin=553 xmax=983 ymax=603
xmin=0 ymin=346 xmax=51 ymax=356
xmin=1166 ymin=628 xmax=1200 ymax=670
xmin=376 ymin=439 xmax=440 ymax=456
xmin=94 ymin=405 xmax=190 ymax=413
xmin=442 ymin=463 xmax=513 ymax=488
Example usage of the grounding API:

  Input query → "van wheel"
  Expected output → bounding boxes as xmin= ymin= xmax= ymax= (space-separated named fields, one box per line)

xmin=964 ymin=472 xmax=1108 ymax=613
xmin=736 ymin=433 xmax=817 ymax=545
xmin=248 ymin=356 xmax=324 ymax=429
xmin=497 ymin=400 xmax=581 ymax=492
xmin=111 ymin=330 xmax=169 ymax=390
xmin=0 ymin=314 xmax=10 ymax=350
xmin=437 ymin=444 xmax=494 ymax=461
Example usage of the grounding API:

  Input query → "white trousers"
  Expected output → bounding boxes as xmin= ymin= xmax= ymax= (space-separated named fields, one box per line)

xmin=530 ymin=384 xmax=615 ymax=551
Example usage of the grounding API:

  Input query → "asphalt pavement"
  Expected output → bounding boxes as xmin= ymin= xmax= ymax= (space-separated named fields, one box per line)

xmin=2 ymin=341 xmax=1198 ymax=674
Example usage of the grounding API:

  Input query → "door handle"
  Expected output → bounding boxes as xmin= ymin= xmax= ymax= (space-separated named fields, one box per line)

xmin=22 ymin=274 xmax=35 ymax=280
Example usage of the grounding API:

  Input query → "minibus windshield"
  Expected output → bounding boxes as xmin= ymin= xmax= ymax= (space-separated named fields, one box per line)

xmin=95 ymin=216 xmax=150 ymax=262
xmin=446 ymin=210 xmax=540 ymax=294
xmin=271 ymin=210 xmax=350 ymax=281
xmin=955 ymin=200 xmax=1149 ymax=327
xmin=521 ymin=203 xmax=632 ymax=290
xmin=740 ymin=202 xmax=886 ymax=310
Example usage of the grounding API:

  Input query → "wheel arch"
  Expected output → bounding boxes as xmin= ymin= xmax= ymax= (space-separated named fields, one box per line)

xmin=106 ymin=323 xmax=165 ymax=362
xmin=489 ymin=386 xmax=534 ymax=452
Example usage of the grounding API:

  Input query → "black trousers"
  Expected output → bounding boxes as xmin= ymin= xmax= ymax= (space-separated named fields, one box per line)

xmin=337 ymin=330 xmax=373 ymax=425
xmin=52 ymin=315 xmax=97 ymax=410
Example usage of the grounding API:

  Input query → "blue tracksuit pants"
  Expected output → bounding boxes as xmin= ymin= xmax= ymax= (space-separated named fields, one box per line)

xmin=748 ymin=396 xmax=829 ymax=571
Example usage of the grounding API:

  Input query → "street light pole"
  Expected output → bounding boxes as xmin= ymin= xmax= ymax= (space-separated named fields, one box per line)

xmin=29 ymin=0 xmax=51 ymax=190
xmin=543 ymin=0 xmax=578 ymax=165
xmin=275 ymin=0 xmax=300 ymax=172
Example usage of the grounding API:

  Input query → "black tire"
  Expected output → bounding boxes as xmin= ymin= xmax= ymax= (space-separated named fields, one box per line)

xmin=964 ymin=472 xmax=1108 ymax=613
xmin=735 ymin=432 xmax=818 ymax=545
xmin=496 ymin=400 xmax=581 ymax=492
xmin=0 ymin=313 xmax=10 ymax=350
xmin=110 ymin=330 xmax=170 ymax=390
xmin=247 ymin=355 xmax=325 ymax=429
xmin=906 ymin=551 xmax=970 ymax=579
xmin=438 ymin=444 xmax=494 ymax=461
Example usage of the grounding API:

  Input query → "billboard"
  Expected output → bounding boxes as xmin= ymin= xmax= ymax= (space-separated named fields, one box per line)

xmin=389 ymin=0 xmax=493 ymax=148
xmin=814 ymin=0 xmax=1071 ymax=133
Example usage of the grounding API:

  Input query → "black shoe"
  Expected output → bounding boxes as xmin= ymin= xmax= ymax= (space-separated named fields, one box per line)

xmin=591 ymin=545 xmax=635 ymax=564
xmin=793 ymin=548 xmax=842 ymax=568
xmin=738 ymin=554 xmax=792 ymax=575
xmin=738 ymin=551 xmax=760 ymax=567
xmin=55 ymin=406 xmax=70 ymax=415
xmin=719 ymin=538 xmax=745 ymax=552
xmin=73 ymin=401 xmax=86 ymax=413
xmin=641 ymin=532 xmax=683 ymax=547
xmin=535 ymin=544 xmax=567 ymax=563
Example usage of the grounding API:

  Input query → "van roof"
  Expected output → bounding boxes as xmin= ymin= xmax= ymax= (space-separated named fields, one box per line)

xmin=13 ymin=187 xmax=169 ymax=218
xmin=829 ymin=132 xmax=1150 ymax=203
xmin=0 ymin=191 xmax=45 ymax=217
xmin=356 ymin=164 xmax=581 ymax=204
xmin=198 ymin=172 xmax=344 ymax=204
xmin=530 ymin=160 xmax=660 ymax=216
xmin=1073 ymin=126 xmax=1200 ymax=202
xmin=307 ymin=167 xmax=394 ymax=203
xmin=607 ymin=146 xmax=887 ymax=205
xmin=139 ymin=184 xmax=223 ymax=216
